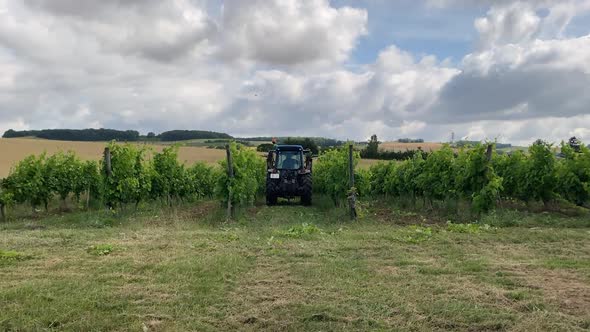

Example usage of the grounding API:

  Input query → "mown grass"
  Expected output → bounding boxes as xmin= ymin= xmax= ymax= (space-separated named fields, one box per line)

xmin=1 ymin=199 xmax=589 ymax=331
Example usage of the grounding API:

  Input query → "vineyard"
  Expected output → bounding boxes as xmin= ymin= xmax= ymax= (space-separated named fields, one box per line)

xmin=0 ymin=140 xmax=589 ymax=220
xmin=1 ymin=139 xmax=590 ymax=331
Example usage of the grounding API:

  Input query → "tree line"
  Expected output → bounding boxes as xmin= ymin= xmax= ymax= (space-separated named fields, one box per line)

xmin=2 ymin=129 xmax=232 ymax=142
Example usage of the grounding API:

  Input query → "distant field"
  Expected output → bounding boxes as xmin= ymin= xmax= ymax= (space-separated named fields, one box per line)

xmin=379 ymin=142 xmax=443 ymax=152
xmin=0 ymin=138 xmax=435 ymax=176
xmin=159 ymin=138 xmax=267 ymax=148
xmin=0 ymin=138 xmax=226 ymax=177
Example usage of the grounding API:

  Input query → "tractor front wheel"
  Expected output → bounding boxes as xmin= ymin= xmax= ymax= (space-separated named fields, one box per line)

xmin=266 ymin=180 xmax=278 ymax=206
xmin=300 ymin=174 xmax=312 ymax=206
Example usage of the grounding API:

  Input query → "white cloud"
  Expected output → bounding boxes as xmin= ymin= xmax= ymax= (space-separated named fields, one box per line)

xmin=0 ymin=0 xmax=589 ymax=146
xmin=474 ymin=2 xmax=541 ymax=49
xmin=218 ymin=0 xmax=367 ymax=66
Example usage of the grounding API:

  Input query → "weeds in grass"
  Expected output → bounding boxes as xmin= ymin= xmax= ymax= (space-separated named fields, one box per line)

xmin=398 ymin=225 xmax=433 ymax=244
xmin=282 ymin=223 xmax=322 ymax=238
xmin=219 ymin=228 xmax=240 ymax=242
xmin=86 ymin=244 xmax=114 ymax=256
xmin=446 ymin=221 xmax=495 ymax=234
xmin=0 ymin=250 xmax=32 ymax=262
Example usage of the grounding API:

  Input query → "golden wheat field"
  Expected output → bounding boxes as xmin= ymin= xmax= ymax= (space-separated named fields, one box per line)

xmin=378 ymin=142 xmax=443 ymax=152
xmin=0 ymin=138 xmax=436 ymax=176
xmin=0 ymin=138 xmax=226 ymax=177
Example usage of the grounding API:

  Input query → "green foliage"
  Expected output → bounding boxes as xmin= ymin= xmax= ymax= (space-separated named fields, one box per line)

xmin=4 ymin=154 xmax=52 ymax=209
xmin=417 ymin=145 xmax=456 ymax=201
xmin=362 ymin=134 xmax=380 ymax=159
xmin=45 ymin=151 xmax=83 ymax=201
xmin=556 ymin=142 xmax=590 ymax=206
xmin=158 ymin=130 xmax=232 ymax=141
xmin=370 ymin=145 xmax=502 ymax=213
xmin=454 ymin=145 xmax=502 ymax=213
xmin=523 ymin=140 xmax=557 ymax=204
xmin=256 ymin=143 xmax=275 ymax=152
xmin=78 ymin=160 xmax=101 ymax=200
xmin=398 ymin=225 xmax=433 ymax=244
xmin=281 ymin=137 xmax=320 ymax=155
xmin=0 ymin=250 xmax=32 ymax=263
xmin=86 ymin=244 xmax=114 ymax=256
xmin=282 ymin=223 xmax=322 ymax=238
xmin=0 ymin=183 xmax=14 ymax=208
xmin=3 ymin=128 xmax=140 ymax=141
xmin=102 ymin=142 xmax=152 ymax=207
xmin=187 ymin=162 xmax=217 ymax=198
xmin=369 ymin=162 xmax=392 ymax=195
xmin=360 ymin=134 xmax=428 ymax=160
xmin=369 ymin=140 xmax=590 ymax=212
xmin=493 ymin=151 xmax=526 ymax=199
xmin=216 ymin=143 xmax=265 ymax=206
xmin=151 ymin=145 xmax=187 ymax=202
xmin=385 ymin=152 xmax=426 ymax=199
xmin=1 ymin=142 xmax=218 ymax=214
xmin=354 ymin=168 xmax=371 ymax=197
xmin=314 ymin=145 xmax=362 ymax=205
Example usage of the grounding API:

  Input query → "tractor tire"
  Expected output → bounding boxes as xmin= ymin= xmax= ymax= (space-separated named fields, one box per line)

xmin=300 ymin=174 xmax=312 ymax=206
xmin=266 ymin=180 xmax=278 ymax=206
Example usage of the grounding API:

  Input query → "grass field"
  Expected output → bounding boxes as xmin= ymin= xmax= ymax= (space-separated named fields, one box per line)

xmin=1 ymin=200 xmax=589 ymax=331
xmin=0 ymin=138 xmax=226 ymax=177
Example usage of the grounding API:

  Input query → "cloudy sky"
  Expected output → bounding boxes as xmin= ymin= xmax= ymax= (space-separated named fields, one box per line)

xmin=1 ymin=0 xmax=589 ymax=145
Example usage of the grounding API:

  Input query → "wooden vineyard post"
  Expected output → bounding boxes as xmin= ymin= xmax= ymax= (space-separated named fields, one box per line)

xmin=225 ymin=144 xmax=235 ymax=220
xmin=485 ymin=144 xmax=493 ymax=162
xmin=104 ymin=147 xmax=112 ymax=177
xmin=103 ymin=147 xmax=112 ymax=210
xmin=348 ymin=144 xmax=357 ymax=220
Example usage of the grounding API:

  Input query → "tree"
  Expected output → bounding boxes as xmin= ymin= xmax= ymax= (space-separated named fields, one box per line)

xmin=364 ymin=134 xmax=380 ymax=159
xmin=147 ymin=132 xmax=156 ymax=139
xmin=256 ymin=143 xmax=275 ymax=152
xmin=281 ymin=138 xmax=319 ymax=155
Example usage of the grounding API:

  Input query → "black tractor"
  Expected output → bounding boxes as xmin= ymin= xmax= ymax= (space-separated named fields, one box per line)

xmin=265 ymin=144 xmax=313 ymax=206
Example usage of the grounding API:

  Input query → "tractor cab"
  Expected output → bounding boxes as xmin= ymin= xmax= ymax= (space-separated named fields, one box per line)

xmin=266 ymin=145 xmax=312 ymax=173
xmin=265 ymin=144 xmax=313 ymax=205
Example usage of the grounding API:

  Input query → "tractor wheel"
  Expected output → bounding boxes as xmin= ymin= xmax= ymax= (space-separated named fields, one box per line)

xmin=300 ymin=174 xmax=312 ymax=206
xmin=266 ymin=180 xmax=278 ymax=206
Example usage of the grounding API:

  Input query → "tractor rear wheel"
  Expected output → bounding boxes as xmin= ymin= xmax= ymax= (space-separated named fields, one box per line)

xmin=266 ymin=180 xmax=278 ymax=206
xmin=300 ymin=174 xmax=312 ymax=206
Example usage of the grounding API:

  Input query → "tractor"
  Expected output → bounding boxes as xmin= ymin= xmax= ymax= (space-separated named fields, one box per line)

xmin=265 ymin=144 xmax=313 ymax=206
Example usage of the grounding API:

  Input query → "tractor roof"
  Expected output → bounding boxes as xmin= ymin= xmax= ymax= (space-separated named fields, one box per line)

xmin=275 ymin=144 xmax=303 ymax=151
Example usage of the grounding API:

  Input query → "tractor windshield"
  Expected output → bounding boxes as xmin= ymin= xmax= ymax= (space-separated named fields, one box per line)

xmin=276 ymin=151 xmax=302 ymax=170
